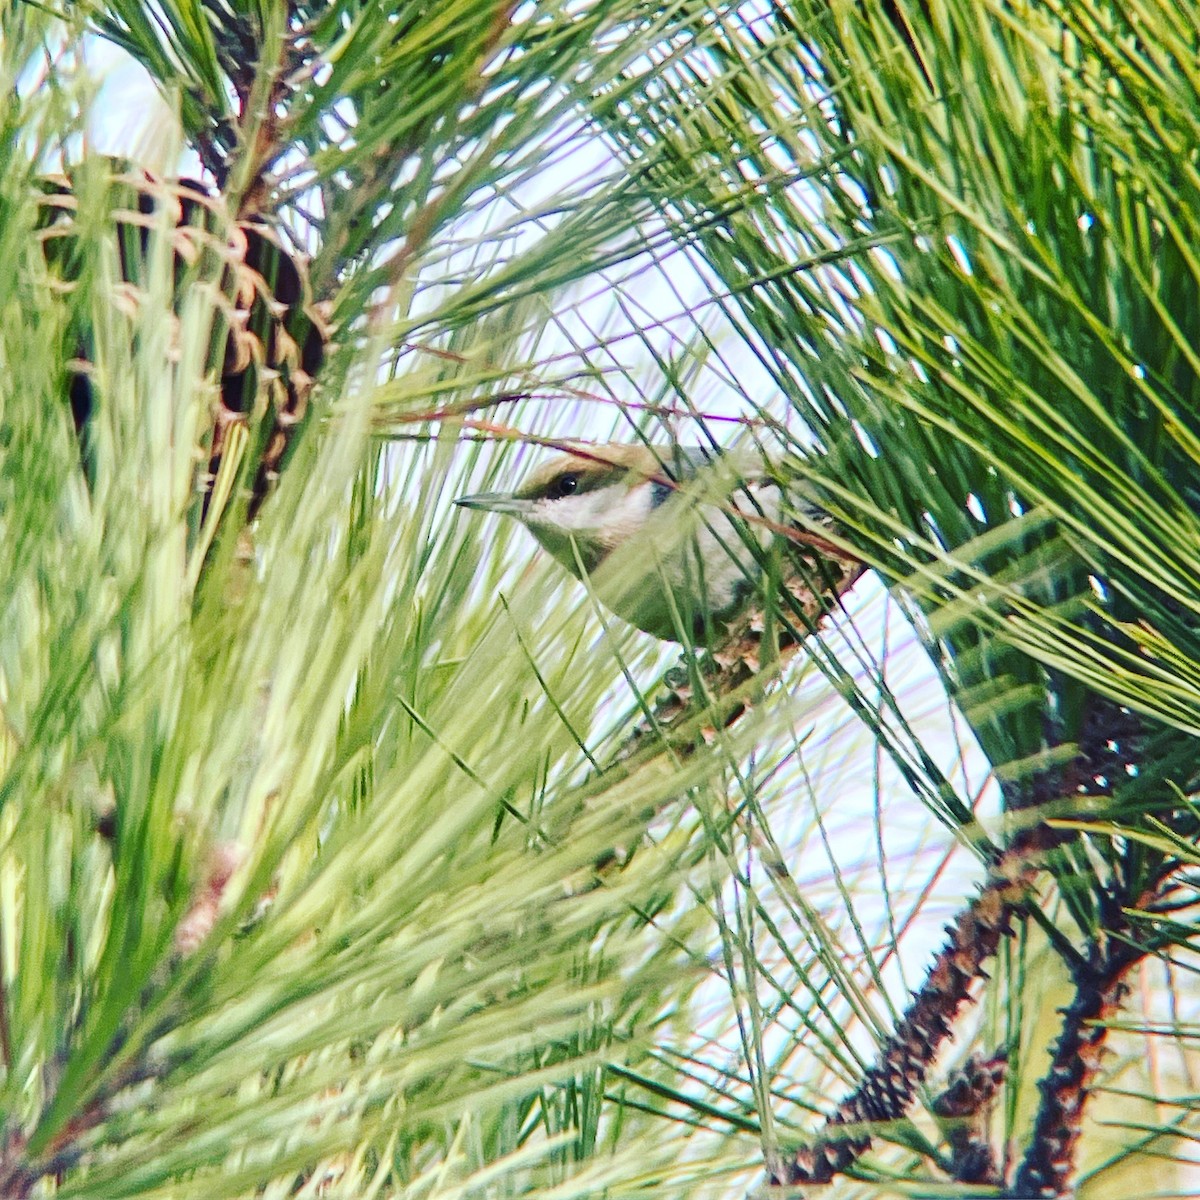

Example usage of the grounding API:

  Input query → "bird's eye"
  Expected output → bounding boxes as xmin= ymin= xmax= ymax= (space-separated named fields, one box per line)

xmin=547 ymin=472 xmax=579 ymax=499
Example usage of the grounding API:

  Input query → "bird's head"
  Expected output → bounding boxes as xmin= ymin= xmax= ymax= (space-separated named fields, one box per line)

xmin=454 ymin=444 xmax=686 ymax=578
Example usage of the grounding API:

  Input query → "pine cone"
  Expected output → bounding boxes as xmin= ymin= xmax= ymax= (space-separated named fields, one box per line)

xmin=34 ymin=163 xmax=330 ymax=520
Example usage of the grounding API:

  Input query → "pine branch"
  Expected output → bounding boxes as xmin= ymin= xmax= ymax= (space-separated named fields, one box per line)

xmin=618 ymin=551 xmax=867 ymax=760
xmin=0 ymin=1056 xmax=166 ymax=1196
xmin=770 ymin=834 xmax=1042 ymax=1188
xmin=771 ymin=695 xmax=1173 ymax=1193
xmin=1007 ymin=894 xmax=1152 ymax=1199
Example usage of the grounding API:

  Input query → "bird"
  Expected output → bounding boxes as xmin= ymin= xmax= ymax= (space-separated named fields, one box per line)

xmin=455 ymin=442 xmax=857 ymax=643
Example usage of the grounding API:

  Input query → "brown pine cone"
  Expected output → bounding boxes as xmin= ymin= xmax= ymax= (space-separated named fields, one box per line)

xmin=34 ymin=164 xmax=330 ymax=520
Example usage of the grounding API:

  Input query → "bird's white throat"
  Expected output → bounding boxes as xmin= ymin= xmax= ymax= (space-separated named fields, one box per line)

xmin=523 ymin=482 xmax=657 ymax=575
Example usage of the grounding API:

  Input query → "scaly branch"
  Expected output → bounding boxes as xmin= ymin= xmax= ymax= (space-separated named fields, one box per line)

xmin=1008 ymin=911 xmax=1148 ymax=1198
xmin=771 ymin=834 xmax=1042 ymax=1187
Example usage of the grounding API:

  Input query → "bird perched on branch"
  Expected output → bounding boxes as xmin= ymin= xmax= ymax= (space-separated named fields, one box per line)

xmin=455 ymin=443 xmax=861 ymax=644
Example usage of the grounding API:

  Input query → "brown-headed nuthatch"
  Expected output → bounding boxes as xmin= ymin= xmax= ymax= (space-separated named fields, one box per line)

xmin=455 ymin=443 xmax=845 ymax=642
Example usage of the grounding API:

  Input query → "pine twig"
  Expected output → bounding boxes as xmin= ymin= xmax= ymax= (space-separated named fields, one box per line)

xmin=618 ymin=552 xmax=866 ymax=761
xmin=1005 ymin=697 xmax=1166 ymax=1197
xmin=770 ymin=835 xmax=1041 ymax=1187
xmin=1007 ymin=916 xmax=1146 ymax=1197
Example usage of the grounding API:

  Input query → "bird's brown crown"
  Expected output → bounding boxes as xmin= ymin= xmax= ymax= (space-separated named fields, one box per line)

xmin=515 ymin=445 xmax=672 ymax=502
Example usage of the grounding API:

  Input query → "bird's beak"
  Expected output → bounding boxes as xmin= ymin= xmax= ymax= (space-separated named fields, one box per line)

xmin=454 ymin=491 xmax=533 ymax=517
